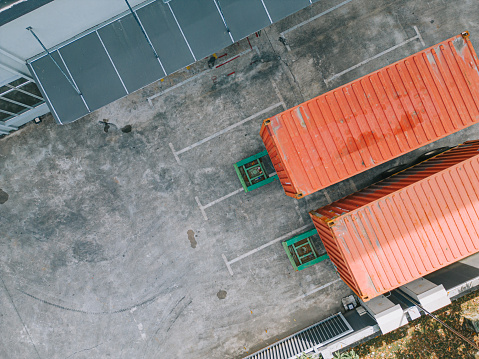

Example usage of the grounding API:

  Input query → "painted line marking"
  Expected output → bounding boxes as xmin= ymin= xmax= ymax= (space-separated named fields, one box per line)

xmin=281 ymin=0 xmax=354 ymax=37
xmin=195 ymin=187 xmax=244 ymax=221
xmin=195 ymin=196 xmax=208 ymax=220
xmin=271 ymin=79 xmax=287 ymax=110
xmin=171 ymin=102 xmax=283 ymax=158
xmin=413 ymin=25 xmax=426 ymax=47
xmin=289 ymin=279 xmax=341 ymax=304
xmin=147 ymin=47 xmax=256 ymax=105
xmin=149 ymin=71 xmax=203 ymax=106
xmin=202 ymin=188 xmax=244 ymax=209
xmin=169 ymin=143 xmax=181 ymax=165
xmin=222 ymin=254 xmax=234 ymax=276
xmin=194 ymin=171 xmax=276 ymax=221
xmin=325 ymin=26 xmax=424 ymax=84
xmin=216 ymin=55 xmax=240 ymax=68
xmin=223 ymin=224 xmax=312 ymax=275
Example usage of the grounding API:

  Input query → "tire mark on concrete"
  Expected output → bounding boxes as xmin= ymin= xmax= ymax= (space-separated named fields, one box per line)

xmin=64 ymin=342 xmax=103 ymax=359
xmin=141 ymin=295 xmax=188 ymax=359
xmin=144 ymin=295 xmax=193 ymax=359
xmin=153 ymin=295 xmax=186 ymax=336
xmin=19 ymin=290 xmax=160 ymax=315
xmin=165 ymin=299 xmax=192 ymax=333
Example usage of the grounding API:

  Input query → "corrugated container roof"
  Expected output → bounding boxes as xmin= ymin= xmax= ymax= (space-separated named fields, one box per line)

xmin=310 ymin=141 xmax=479 ymax=300
xmin=260 ymin=32 xmax=479 ymax=198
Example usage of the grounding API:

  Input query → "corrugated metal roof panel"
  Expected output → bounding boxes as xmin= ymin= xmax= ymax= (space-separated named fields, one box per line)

xmin=310 ymin=142 xmax=479 ymax=301
xmin=260 ymin=32 xmax=479 ymax=198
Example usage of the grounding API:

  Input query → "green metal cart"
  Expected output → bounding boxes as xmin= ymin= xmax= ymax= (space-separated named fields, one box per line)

xmin=282 ymin=228 xmax=329 ymax=271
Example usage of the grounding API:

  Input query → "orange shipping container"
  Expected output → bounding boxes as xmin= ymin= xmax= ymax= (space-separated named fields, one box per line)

xmin=310 ymin=141 xmax=479 ymax=301
xmin=260 ymin=32 xmax=479 ymax=199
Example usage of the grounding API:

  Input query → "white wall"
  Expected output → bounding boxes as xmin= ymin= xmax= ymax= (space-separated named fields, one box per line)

xmin=0 ymin=0 xmax=149 ymax=75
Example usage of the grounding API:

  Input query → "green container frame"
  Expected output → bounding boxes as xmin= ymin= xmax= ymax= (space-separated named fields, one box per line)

xmin=282 ymin=228 xmax=329 ymax=271
xmin=234 ymin=150 xmax=279 ymax=192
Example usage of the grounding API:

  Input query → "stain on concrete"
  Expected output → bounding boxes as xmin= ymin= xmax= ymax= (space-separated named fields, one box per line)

xmin=99 ymin=119 xmax=110 ymax=133
xmin=121 ymin=125 xmax=132 ymax=133
xmin=217 ymin=290 xmax=227 ymax=300
xmin=72 ymin=240 xmax=105 ymax=263
xmin=50 ymin=250 xmax=68 ymax=271
xmin=0 ymin=189 xmax=8 ymax=204
xmin=187 ymin=230 xmax=197 ymax=249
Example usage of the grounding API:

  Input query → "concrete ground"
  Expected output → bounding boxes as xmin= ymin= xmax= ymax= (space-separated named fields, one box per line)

xmin=1 ymin=0 xmax=479 ymax=358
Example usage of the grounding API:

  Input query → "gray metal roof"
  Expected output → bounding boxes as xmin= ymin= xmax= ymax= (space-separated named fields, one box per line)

xmin=27 ymin=0 xmax=316 ymax=124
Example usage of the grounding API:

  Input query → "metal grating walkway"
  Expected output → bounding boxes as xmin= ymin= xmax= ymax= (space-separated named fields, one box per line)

xmin=244 ymin=313 xmax=353 ymax=359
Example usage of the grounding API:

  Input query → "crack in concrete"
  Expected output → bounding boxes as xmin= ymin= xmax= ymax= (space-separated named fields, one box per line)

xmin=19 ymin=289 xmax=161 ymax=315
xmin=1 ymin=275 xmax=42 ymax=359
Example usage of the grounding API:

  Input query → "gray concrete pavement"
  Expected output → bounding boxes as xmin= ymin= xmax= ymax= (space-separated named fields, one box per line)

xmin=1 ymin=0 xmax=479 ymax=358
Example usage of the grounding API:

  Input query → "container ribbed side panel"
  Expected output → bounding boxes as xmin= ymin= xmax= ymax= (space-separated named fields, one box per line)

xmin=310 ymin=144 xmax=479 ymax=301
xmin=260 ymin=33 xmax=479 ymax=198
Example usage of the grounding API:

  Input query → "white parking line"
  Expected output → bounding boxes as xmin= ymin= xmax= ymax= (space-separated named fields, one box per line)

xmin=195 ymin=196 xmax=208 ymax=221
xmin=223 ymin=224 xmax=312 ymax=275
xmin=271 ymin=79 xmax=287 ymax=110
xmin=147 ymin=47 xmax=256 ymax=106
xmin=222 ymin=254 xmax=234 ymax=276
xmin=195 ymin=187 xmax=244 ymax=220
xmin=169 ymin=102 xmax=283 ymax=164
xmin=289 ymin=279 xmax=341 ymax=304
xmin=195 ymin=171 xmax=277 ymax=220
xmin=325 ymin=26 xmax=425 ymax=84
xmin=203 ymin=188 xmax=244 ymax=209
xmin=280 ymin=0 xmax=355 ymax=38
xmin=169 ymin=143 xmax=181 ymax=164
